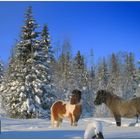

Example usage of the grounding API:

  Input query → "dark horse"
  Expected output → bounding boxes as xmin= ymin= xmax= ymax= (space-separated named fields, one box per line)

xmin=51 ymin=89 xmax=82 ymax=127
xmin=94 ymin=90 xmax=140 ymax=126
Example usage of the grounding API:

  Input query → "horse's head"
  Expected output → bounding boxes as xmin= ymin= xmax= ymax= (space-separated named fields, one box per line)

xmin=94 ymin=90 xmax=108 ymax=105
xmin=70 ymin=89 xmax=81 ymax=104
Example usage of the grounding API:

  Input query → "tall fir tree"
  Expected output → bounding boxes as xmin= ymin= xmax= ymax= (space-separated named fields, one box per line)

xmin=0 ymin=7 xmax=55 ymax=118
xmin=122 ymin=53 xmax=137 ymax=98
xmin=97 ymin=57 xmax=109 ymax=90
xmin=107 ymin=53 xmax=121 ymax=94
xmin=72 ymin=51 xmax=86 ymax=89
xmin=37 ymin=24 xmax=56 ymax=116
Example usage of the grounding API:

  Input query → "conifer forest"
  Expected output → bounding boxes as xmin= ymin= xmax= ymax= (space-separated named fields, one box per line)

xmin=0 ymin=6 xmax=140 ymax=119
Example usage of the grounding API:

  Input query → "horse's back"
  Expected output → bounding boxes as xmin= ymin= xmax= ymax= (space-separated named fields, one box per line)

xmin=130 ymin=97 xmax=140 ymax=110
xmin=51 ymin=100 xmax=67 ymax=118
xmin=119 ymin=97 xmax=140 ymax=117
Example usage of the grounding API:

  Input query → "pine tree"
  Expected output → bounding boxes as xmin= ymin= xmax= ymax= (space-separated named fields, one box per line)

xmin=123 ymin=53 xmax=137 ymax=98
xmin=107 ymin=53 xmax=121 ymax=94
xmin=72 ymin=51 xmax=87 ymax=89
xmin=97 ymin=57 xmax=109 ymax=90
xmin=41 ymin=25 xmax=55 ymax=65
xmin=37 ymin=24 xmax=56 ymax=116
xmin=17 ymin=6 xmax=39 ymax=61
xmin=0 ymin=7 xmax=55 ymax=118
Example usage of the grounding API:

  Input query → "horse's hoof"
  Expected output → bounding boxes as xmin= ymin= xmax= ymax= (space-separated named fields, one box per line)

xmin=116 ymin=122 xmax=121 ymax=126
xmin=73 ymin=123 xmax=77 ymax=126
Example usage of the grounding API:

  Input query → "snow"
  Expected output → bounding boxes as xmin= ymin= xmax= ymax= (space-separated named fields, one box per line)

xmin=0 ymin=85 xmax=4 ymax=91
xmin=82 ymin=86 xmax=87 ymax=91
xmin=20 ymin=86 xmax=25 ymax=91
xmin=10 ymin=86 xmax=17 ymax=91
xmin=19 ymin=92 xmax=24 ymax=98
xmin=0 ymin=117 xmax=140 ymax=139
xmin=35 ymin=95 xmax=41 ymax=104
xmin=84 ymin=121 xmax=103 ymax=139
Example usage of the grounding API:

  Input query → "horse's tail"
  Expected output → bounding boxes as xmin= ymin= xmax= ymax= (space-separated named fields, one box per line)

xmin=51 ymin=102 xmax=59 ymax=127
xmin=51 ymin=106 xmax=55 ymax=127
xmin=50 ymin=101 xmax=63 ymax=127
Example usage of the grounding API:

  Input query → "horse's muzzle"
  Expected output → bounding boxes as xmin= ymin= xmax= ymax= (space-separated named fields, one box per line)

xmin=94 ymin=100 xmax=101 ymax=105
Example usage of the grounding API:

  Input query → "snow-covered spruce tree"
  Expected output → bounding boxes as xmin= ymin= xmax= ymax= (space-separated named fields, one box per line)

xmin=0 ymin=44 xmax=20 ymax=117
xmin=107 ymin=53 xmax=121 ymax=95
xmin=97 ymin=57 xmax=109 ymax=90
xmin=35 ymin=24 xmax=56 ymax=117
xmin=1 ymin=7 xmax=55 ymax=118
xmin=122 ymin=52 xmax=137 ymax=99
xmin=72 ymin=51 xmax=87 ymax=89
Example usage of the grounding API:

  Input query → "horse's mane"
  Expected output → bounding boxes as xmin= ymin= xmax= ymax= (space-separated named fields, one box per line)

xmin=106 ymin=90 xmax=123 ymax=101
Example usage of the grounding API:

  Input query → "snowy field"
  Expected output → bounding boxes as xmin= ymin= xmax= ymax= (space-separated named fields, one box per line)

xmin=0 ymin=117 xmax=140 ymax=139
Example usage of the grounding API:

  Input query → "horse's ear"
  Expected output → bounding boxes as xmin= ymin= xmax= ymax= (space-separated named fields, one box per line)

xmin=98 ymin=90 xmax=106 ymax=96
xmin=72 ymin=89 xmax=81 ymax=95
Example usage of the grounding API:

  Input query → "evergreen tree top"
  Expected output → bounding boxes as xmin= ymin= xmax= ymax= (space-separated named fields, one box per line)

xmin=41 ymin=24 xmax=50 ymax=47
xmin=74 ymin=51 xmax=85 ymax=70
xmin=21 ymin=6 xmax=39 ymax=40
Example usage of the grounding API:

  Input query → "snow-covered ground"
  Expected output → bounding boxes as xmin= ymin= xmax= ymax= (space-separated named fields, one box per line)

xmin=0 ymin=117 xmax=140 ymax=139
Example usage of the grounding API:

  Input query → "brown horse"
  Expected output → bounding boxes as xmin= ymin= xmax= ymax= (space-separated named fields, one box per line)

xmin=51 ymin=89 xmax=82 ymax=127
xmin=94 ymin=90 xmax=140 ymax=126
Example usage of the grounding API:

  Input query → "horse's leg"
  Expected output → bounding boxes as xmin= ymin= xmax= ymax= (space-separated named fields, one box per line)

xmin=51 ymin=110 xmax=60 ymax=127
xmin=73 ymin=113 xmax=81 ymax=126
xmin=51 ymin=111 xmax=55 ymax=127
xmin=56 ymin=119 xmax=60 ymax=127
xmin=136 ymin=115 xmax=139 ymax=123
xmin=72 ymin=115 xmax=77 ymax=126
xmin=114 ymin=114 xmax=121 ymax=126
xmin=72 ymin=105 xmax=82 ymax=126
xmin=69 ymin=113 xmax=73 ymax=126
xmin=59 ymin=118 xmax=63 ymax=127
xmin=53 ymin=116 xmax=60 ymax=127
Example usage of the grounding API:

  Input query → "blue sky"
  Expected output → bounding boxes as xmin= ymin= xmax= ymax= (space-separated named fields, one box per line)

xmin=0 ymin=1 xmax=140 ymax=64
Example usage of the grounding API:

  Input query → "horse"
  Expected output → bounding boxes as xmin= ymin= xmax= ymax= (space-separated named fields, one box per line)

xmin=51 ymin=89 xmax=82 ymax=127
xmin=94 ymin=90 xmax=140 ymax=126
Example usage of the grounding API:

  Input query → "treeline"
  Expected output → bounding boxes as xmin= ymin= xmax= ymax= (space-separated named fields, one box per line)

xmin=53 ymin=47 xmax=140 ymax=117
xmin=0 ymin=6 xmax=140 ymax=118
